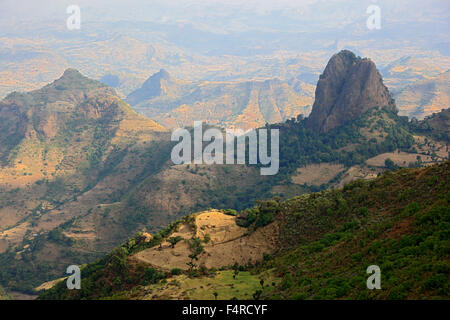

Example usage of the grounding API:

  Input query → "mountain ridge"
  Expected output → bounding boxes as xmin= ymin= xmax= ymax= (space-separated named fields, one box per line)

xmin=127 ymin=70 xmax=313 ymax=130
xmin=37 ymin=161 xmax=450 ymax=300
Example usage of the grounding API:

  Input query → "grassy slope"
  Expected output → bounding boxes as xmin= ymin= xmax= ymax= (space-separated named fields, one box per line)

xmin=39 ymin=161 xmax=450 ymax=300
xmin=120 ymin=271 xmax=276 ymax=300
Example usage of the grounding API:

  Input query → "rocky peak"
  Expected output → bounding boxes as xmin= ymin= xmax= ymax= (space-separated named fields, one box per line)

xmin=44 ymin=68 xmax=108 ymax=93
xmin=155 ymin=68 xmax=171 ymax=80
xmin=61 ymin=68 xmax=83 ymax=78
xmin=306 ymin=50 xmax=395 ymax=132
xmin=142 ymin=69 xmax=171 ymax=87
xmin=126 ymin=69 xmax=177 ymax=105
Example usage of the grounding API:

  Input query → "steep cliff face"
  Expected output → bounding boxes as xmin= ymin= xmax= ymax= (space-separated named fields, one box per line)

xmin=306 ymin=50 xmax=395 ymax=132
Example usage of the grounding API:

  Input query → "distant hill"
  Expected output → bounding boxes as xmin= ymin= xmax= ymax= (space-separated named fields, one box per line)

xmin=126 ymin=69 xmax=183 ymax=105
xmin=0 ymin=69 xmax=174 ymax=292
xmin=394 ymin=70 xmax=450 ymax=120
xmin=127 ymin=71 xmax=313 ymax=130
xmin=381 ymin=56 xmax=444 ymax=91
xmin=410 ymin=107 xmax=450 ymax=143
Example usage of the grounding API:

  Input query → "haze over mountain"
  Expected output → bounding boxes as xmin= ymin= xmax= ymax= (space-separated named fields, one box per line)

xmin=380 ymin=56 xmax=446 ymax=90
xmin=1 ymin=0 xmax=449 ymax=124
xmin=394 ymin=70 xmax=450 ymax=119
xmin=127 ymin=70 xmax=313 ymax=129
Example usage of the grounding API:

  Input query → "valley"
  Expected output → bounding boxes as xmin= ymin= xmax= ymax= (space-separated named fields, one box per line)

xmin=0 ymin=48 xmax=447 ymax=298
xmin=38 ymin=161 xmax=450 ymax=300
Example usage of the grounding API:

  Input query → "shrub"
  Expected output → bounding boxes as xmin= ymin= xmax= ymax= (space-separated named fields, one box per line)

xmin=167 ymin=236 xmax=183 ymax=248
xmin=280 ymin=273 xmax=293 ymax=290
xmin=170 ymin=268 xmax=182 ymax=275
xmin=385 ymin=158 xmax=397 ymax=170
xmin=358 ymin=206 xmax=369 ymax=217
xmin=423 ymin=274 xmax=447 ymax=290
xmin=143 ymin=267 xmax=166 ymax=285
xmin=223 ymin=209 xmax=237 ymax=216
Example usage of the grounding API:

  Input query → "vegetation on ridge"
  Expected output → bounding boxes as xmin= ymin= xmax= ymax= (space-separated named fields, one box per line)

xmin=38 ymin=161 xmax=450 ymax=300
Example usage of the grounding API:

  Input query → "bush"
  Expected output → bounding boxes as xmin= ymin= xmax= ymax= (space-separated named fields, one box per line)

xmin=167 ymin=236 xmax=183 ymax=248
xmin=401 ymin=202 xmax=420 ymax=217
xmin=385 ymin=158 xmax=398 ymax=170
xmin=423 ymin=274 xmax=447 ymax=290
xmin=352 ymin=252 xmax=363 ymax=262
xmin=143 ymin=267 xmax=166 ymax=285
xmin=171 ymin=268 xmax=182 ymax=275
xmin=223 ymin=209 xmax=237 ymax=216
xmin=280 ymin=273 xmax=293 ymax=290
xmin=358 ymin=207 xmax=369 ymax=217
xmin=263 ymin=253 xmax=272 ymax=261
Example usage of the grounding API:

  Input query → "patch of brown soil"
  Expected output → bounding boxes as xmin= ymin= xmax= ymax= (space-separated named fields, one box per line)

xmin=338 ymin=165 xmax=381 ymax=187
xmin=292 ymin=163 xmax=345 ymax=186
xmin=366 ymin=151 xmax=434 ymax=167
xmin=133 ymin=210 xmax=278 ymax=271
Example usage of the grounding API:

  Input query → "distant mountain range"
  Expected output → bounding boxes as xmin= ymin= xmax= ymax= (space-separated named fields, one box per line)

xmin=394 ymin=70 xmax=450 ymax=119
xmin=126 ymin=69 xmax=313 ymax=130
xmin=380 ymin=55 xmax=445 ymax=90
xmin=121 ymin=54 xmax=449 ymax=130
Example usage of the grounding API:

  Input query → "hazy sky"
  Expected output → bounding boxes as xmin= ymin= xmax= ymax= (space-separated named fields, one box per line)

xmin=0 ymin=0 xmax=448 ymax=60
xmin=1 ymin=0 xmax=448 ymax=28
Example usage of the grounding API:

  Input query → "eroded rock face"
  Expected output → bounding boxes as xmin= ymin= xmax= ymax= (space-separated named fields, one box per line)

xmin=306 ymin=50 xmax=395 ymax=132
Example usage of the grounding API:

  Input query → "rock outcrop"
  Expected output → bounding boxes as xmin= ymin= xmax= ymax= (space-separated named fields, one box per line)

xmin=306 ymin=50 xmax=395 ymax=132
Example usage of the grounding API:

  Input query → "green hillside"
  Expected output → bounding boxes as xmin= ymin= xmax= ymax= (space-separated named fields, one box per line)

xmin=39 ymin=161 xmax=450 ymax=300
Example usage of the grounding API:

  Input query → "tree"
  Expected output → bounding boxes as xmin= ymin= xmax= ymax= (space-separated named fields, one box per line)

xmin=253 ymin=290 xmax=262 ymax=300
xmin=186 ymin=261 xmax=196 ymax=271
xmin=167 ymin=236 xmax=183 ymax=248
xmin=213 ymin=291 xmax=218 ymax=300
xmin=384 ymin=158 xmax=397 ymax=170
xmin=232 ymin=263 xmax=239 ymax=279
